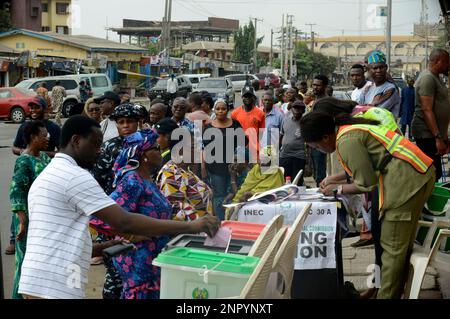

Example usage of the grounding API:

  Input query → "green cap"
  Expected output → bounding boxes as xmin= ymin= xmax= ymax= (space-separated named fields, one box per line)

xmin=154 ymin=248 xmax=260 ymax=274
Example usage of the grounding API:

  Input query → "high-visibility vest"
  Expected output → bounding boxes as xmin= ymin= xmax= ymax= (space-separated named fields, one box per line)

xmin=354 ymin=107 xmax=400 ymax=133
xmin=336 ymin=124 xmax=433 ymax=208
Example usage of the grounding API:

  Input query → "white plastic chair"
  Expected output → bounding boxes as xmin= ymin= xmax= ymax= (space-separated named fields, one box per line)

xmin=248 ymin=214 xmax=284 ymax=258
xmin=224 ymin=227 xmax=287 ymax=299
xmin=266 ymin=203 xmax=312 ymax=299
xmin=292 ymin=169 xmax=304 ymax=186
xmin=405 ymin=220 xmax=450 ymax=299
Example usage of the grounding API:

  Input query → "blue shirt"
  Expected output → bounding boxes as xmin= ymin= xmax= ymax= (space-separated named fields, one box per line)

xmin=263 ymin=107 xmax=284 ymax=147
xmin=400 ymin=86 xmax=415 ymax=125
xmin=361 ymin=81 xmax=401 ymax=118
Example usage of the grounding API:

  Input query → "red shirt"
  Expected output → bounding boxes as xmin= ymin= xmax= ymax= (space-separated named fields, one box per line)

xmin=231 ymin=105 xmax=265 ymax=160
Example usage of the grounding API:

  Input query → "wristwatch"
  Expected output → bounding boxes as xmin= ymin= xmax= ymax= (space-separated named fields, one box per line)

xmin=435 ymin=133 xmax=443 ymax=140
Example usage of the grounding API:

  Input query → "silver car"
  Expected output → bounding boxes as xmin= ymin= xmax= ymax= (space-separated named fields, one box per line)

xmin=225 ymin=74 xmax=259 ymax=92
xmin=195 ymin=78 xmax=235 ymax=107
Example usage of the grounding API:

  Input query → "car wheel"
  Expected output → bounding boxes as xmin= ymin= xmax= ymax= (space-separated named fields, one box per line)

xmin=10 ymin=107 xmax=25 ymax=124
xmin=62 ymin=100 xmax=77 ymax=118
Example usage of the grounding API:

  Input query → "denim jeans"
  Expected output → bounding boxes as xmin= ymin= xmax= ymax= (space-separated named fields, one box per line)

xmin=311 ymin=149 xmax=327 ymax=186
xmin=208 ymin=172 xmax=230 ymax=221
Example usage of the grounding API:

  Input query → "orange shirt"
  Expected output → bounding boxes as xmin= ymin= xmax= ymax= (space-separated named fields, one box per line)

xmin=231 ymin=105 xmax=265 ymax=161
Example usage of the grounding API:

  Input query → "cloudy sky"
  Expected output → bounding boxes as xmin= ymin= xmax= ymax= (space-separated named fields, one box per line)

xmin=71 ymin=0 xmax=442 ymax=45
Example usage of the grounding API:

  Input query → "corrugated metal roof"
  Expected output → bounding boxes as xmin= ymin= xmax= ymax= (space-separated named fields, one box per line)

xmin=181 ymin=41 xmax=280 ymax=53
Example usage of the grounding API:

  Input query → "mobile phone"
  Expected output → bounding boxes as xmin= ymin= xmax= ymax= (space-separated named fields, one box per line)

xmin=102 ymin=243 xmax=135 ymax=258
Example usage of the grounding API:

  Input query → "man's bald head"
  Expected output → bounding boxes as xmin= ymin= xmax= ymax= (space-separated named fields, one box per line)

xmin=149 ymin=103 xmax=167 ymax=125
xmin=429 ymin=48 xmax=450 ymax=75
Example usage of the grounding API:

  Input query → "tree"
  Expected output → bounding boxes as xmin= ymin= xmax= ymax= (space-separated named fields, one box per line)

xmin=0 ymin=7 xmax=12 ymax=33
xmin=148 ymin=43 xmax=159 ymax=56
xmin=233 ymin=20 xmax=264 ymax=63
xmin=293 ymin=42 xmax=337 ymax=79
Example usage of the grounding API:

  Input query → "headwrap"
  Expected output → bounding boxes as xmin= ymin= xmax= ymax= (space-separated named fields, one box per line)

xmin=112 ymin=129 xmax=159 ymax=187
xmin=110 ymin=103 xmax=147 ymax=121
xmin=367 ymin=50 xmax=386 ymax=64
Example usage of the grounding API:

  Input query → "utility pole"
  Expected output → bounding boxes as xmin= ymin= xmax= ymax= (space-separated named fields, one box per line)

xmin=162 ymin=0 xmax=169 ymax=53
xmin=386 ymin=0 xmax=392 ymax=69
xmin=421 ymin=0 xmax=429 ymax=68
xmin=305 ymin=23 xmax=316 ymax=52
xmin=167 ymin=0 xmax=173 ymax=68
xmin=287 ymin=14 xmax=293 ymax=79
xmin=270 ymin=29 xmax=274 ymax=67
xmin=281 ymin=14 xmax=285 ymax=78
xmin=253 ymin=17 xmax=263 ymax=73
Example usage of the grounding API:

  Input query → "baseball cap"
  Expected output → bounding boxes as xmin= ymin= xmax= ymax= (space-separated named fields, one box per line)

xmin=94 ymin=91 xmax=121 ymax=105
xmin=28 ymin=96 xmax=47 ymax=109
xmin=155 ymin=118 xmax=179 ymax=134
xmin=241 ymin=86 xmax=256 ymax=98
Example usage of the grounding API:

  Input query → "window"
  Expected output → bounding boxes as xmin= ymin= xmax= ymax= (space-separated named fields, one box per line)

xmin=60 ymin=80 xmax=78 ymax=90
xmin=91 ymin=76 xmax=108 ymax=88
xmin=42 ymin=26 xmax=50 ymax=32
xmin=0 ymin=90 xmax=12 ymax=99
xmin=42 ymin=3 xmax=48 ymax=12
xmin=56 ymin=2 xmax=69 ymax=14
xmin=56 ymin=26 xmax=69 ymax=35
xmin=30 ymin=6 xmax=39 ymax=17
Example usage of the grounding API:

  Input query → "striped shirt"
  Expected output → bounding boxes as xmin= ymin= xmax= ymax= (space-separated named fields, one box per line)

xmin=18 ymin=153 xmax=116 ymax=299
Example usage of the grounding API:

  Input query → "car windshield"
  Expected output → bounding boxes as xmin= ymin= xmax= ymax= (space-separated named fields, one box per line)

xmin=16 ymin=87 xmax=37 ymax=96
xmin=155 ymin=79 xmax=168 ymax=89
xmin=198 ymin=80 xmax=226 ymax=89
xmin=15 ymin=80 xmax=34 ymax=89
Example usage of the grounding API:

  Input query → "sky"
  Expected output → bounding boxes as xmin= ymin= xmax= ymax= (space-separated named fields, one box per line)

xmin=71 ymin=0 xmax=442 ymax=46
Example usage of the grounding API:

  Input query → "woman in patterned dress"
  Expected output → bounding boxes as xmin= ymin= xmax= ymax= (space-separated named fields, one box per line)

xmin=9 ymin=121 xmax=51 ymax=299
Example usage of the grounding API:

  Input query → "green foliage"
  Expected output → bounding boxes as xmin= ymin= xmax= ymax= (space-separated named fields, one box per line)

xmin=293 ymin=42 xmax=337 ymax=78
xmin=233 ymin=20 xmax=264 ymax=63
xmin=0 ymin=9 xmax=12 ymax=33
xmin=148 ymin=43 xmax=159 ymax=56
xmin=272 ymin=58 xmax=281 ymax=68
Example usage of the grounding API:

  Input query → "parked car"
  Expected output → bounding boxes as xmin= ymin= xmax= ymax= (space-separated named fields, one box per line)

xmin=15 ymin=73 xmax=113 ymax=117
xmin=148 ymin=75 xmax=192 ymax=103
xmin=225 ymin=74 xmax=259 ymax=92
xmin=332 ymin=91 xmax=352 ymax=100
xmin=195 ymin=77 xmax=235 ymax=108
xmin=255 ymin=73 xmax=281 ymax=89
xmin=0 ymin=87 xmax=36 ymax=123
xmin=184 ymin=74 xmax=211 ymax=90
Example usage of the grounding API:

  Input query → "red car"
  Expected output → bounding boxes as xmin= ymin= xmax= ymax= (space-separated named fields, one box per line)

xmin=256 ymin=73 xmax=281 ymax=90
xmin=0 ymin=87 xmax=35 ymax=123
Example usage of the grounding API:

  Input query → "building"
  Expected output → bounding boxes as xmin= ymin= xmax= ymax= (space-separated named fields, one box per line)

xmin=41 ymin=0 xmax=71 ymax=34
xmin=111 ymin=17 xmax=239 ymax=47
xmin=309 ymin=35 xmax=439 ymax=76
xmin=180 ymin=40 xmax=280 ymax=75
xmin=3 ymin=0 xmax=71 ymax=34
xmin=0 ymin=29 xmax=146 ymax=84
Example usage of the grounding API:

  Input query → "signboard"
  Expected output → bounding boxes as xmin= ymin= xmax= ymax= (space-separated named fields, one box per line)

xmin=236 ymin=200 xmax=337 ymax=270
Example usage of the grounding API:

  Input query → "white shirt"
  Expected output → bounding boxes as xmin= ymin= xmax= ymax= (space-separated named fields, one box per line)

xmin=166 ymin=78 xmax=178 ymax=94
xmin=18 ymin=153 xmax=116 ymax=299
xmin=100 ymin=118 xmax=119 ymax=143
xmin=351 ymin=80 xmax=372 ymax=105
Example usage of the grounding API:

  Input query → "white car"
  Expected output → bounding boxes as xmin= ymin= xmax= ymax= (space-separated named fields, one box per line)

xmin=224 ymin=74 xmax=259 ymax=92
xmin=184 ymin=74 xmax=211 ymax=90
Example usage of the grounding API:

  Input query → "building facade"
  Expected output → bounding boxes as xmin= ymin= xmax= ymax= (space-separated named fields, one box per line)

xmin=5 ymin=0 xmax=71 ymax=34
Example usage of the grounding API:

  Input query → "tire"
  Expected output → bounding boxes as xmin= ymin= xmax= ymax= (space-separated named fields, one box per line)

xmin=10 ymin=107 xmax=25 ymax=124
xmin=62 ymin=100 xmax=78 ymax=118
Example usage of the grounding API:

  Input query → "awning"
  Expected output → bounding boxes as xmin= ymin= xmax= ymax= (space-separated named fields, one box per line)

xmin=118 ymin=69 xmax=153 ymax=78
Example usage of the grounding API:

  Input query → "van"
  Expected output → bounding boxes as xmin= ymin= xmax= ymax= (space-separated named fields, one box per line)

xmin=184 ymin=74 xmax=211 ymax=90
xmin=224 ymin=74 xmax=259 ymax=92
xmin=15 ymin=73 xmax=112 ymax=117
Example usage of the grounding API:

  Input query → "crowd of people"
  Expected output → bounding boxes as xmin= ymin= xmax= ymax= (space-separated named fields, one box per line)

xmin=4 ymin=47 xmax=450 ymax=299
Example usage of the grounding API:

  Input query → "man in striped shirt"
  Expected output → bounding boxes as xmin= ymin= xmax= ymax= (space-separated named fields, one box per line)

xmin=18 ymin=115 xmax=219 ymax=299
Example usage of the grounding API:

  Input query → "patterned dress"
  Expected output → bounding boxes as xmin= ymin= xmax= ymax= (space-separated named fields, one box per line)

xmin=110 ymin=171 xmax=172 ymax=299
xmin=9 ymin=152 xmax=51 ymax=299
xmin=157 ymin=160 xmax=213 ymax=221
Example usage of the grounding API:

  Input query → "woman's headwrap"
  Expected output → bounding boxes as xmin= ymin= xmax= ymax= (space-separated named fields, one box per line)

xmin=112 ymin=129 xmax=159 ymax=187
xmin=110 ymin=103 xmax=147 ymax=121
xmin=367 ymin=50 xmax=386 ymax=64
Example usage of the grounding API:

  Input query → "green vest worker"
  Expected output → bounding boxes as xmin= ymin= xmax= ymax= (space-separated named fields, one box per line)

xmin=300 ymin=111 xmax=435 ymax=299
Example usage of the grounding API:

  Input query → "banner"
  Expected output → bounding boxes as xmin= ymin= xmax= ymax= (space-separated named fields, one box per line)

xmin=236 ymin=200 xmax=337 ymax=270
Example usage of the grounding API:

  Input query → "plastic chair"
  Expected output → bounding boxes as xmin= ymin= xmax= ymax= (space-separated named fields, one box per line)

xmin=266 ymin=203 xmax=312 ymax=299
xmin=405 ymin=220 xmax=450 ymax=299
xmin=224 ymin=227 xmax=287 ymax=299
xmin=248 ymin=214 xmax=284 ymax=258
xmin=292 ymin=169 xmax=303 ymax=186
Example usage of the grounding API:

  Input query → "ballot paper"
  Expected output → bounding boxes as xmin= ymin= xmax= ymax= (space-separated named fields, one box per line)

xmin=204 ymin=227 xmax=233 ymax=251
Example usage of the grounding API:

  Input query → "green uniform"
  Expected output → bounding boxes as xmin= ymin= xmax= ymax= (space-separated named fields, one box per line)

xmin=337 ymin=129 xmax=435 ymax=299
